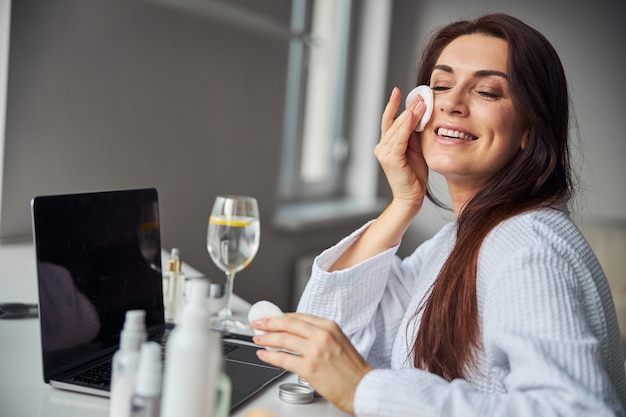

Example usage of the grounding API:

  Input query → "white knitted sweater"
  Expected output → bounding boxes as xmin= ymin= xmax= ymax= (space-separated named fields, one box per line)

xmin=298 ymin=208 xmax=626 ymax=416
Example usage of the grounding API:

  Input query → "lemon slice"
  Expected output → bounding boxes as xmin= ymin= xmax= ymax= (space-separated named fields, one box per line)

xmin=208 ymin=216 xmax=254 ymax=227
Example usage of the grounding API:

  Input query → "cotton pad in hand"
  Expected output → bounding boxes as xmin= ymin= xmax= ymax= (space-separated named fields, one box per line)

xmin=248 ymin=300 xmax=285 ymax=351
xmin=248 ymin=300 xmax=285 ymax=333
xmin=405 ymin=85 xmax=433 ymax=132
xmin=249 ymin=299 xmax=284 ymax=328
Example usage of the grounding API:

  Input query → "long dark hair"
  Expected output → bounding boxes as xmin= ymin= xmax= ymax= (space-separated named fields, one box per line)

xmin=412 ymin=13 xmax=572 ymax=380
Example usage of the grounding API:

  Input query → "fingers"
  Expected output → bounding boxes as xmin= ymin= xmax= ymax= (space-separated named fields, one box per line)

xmin=251 ymin=315 xmax=322 ymax=373
xmin=250 ymin=313 xmax=348 ymax=353
xmin=379 ymin=102 xmax=425 ymax=152
xmin=253 ymin=312 xmax=331 ymax=333
xmin=376 ymin=108 xmax=425 ymax=175
xmin=255 ymin=347 xmax=303 ymax=374
xmin=381 ymin=87 xmax=402 ymax=133
xmin=381 ymin=86 xmax=426 ymax=132
xmin=252 ymin=314 xmax=336 ymax=354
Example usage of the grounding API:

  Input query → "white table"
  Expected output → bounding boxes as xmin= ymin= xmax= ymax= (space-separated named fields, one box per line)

xmin=0 ymin=242 xmax=349 ymax=417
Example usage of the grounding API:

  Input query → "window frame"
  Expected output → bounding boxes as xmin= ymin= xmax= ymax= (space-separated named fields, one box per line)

xmin=278 ymin=0 xmax=354 ymax=202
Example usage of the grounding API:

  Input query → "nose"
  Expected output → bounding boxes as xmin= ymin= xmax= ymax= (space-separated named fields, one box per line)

xmin=438 ymin=87 xmax=469 ymax=116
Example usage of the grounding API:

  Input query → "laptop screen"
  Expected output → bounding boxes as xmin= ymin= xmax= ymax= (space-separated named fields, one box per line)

xmin=32 ymin=188 xmax=164 ymax=379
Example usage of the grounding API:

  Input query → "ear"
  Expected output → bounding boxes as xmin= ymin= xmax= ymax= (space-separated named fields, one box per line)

xmin=520 ymin=126 xmax=530 ymax=151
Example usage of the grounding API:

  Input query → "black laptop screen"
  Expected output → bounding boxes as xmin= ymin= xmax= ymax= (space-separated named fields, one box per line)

xmin=32 ymin=188 xmax=164 ymax=379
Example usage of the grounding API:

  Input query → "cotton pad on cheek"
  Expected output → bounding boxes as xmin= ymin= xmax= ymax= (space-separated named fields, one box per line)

xmin=248 ymin=300 xmax=285 ymax=351
xmin=405 ymin=85 xmax=434 ymax=132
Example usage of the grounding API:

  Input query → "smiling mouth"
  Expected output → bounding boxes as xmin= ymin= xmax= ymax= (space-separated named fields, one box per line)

xmin=436 ymin=127 xmax=477 ymax=141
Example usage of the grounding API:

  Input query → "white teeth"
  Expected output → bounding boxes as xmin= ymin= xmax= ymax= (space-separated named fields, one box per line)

xmin=436 ymin=128 xmax=476 ymax=141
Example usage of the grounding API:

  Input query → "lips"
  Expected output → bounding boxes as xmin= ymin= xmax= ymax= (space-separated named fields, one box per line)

xmin=436 ymin=127 xmax=477 ymax=141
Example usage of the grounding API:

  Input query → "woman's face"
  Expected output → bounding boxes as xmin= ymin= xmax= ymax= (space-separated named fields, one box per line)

xmin=420 ymin=34 xmax=529 ymax=198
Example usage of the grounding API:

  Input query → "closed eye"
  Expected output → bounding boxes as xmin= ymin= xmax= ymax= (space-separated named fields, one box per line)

xmin=478 ymin=91 xmax=501 ymax=99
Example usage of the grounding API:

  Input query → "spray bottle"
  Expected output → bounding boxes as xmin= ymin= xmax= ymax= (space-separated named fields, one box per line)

xmin=109 ymin=310 xmax=147 ymax=417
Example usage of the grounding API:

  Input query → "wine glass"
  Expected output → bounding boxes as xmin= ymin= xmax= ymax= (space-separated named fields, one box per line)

xmin=207 ymin=195 xmax=260 ymax=332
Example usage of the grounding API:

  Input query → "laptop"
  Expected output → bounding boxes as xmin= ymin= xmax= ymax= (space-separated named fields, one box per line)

xmin=31 ymin=188 xmax=285 ymax=409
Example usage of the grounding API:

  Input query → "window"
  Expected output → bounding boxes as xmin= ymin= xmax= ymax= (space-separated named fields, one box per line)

xmin=278 ymin=0 xmax=352 ymax=202
xmin=275 ymin=0 xmax=393 ymax=231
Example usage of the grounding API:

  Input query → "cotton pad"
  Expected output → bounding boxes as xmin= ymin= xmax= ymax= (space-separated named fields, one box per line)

xmin=405 ymin=85 xmax=433 ymax=132
xmin=248 ymin=300 xmax=285 ymax=332
xmin=248 ymin=300 xmax=285 ymax=351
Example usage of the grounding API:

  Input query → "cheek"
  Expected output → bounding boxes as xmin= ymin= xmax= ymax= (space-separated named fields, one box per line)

xmin=480 ymin=136 xmax=525 ymax=176
xmin=487 ymin=110 xmax=527 ymax=152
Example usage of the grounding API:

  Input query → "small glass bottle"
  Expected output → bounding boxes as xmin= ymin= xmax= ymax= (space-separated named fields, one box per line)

xmin=163 ymin=248 xmax=185 ymax=324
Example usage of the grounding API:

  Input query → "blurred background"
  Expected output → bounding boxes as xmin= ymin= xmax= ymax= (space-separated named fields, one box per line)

xmin=0 ymin=0 xmax=624 ymax=335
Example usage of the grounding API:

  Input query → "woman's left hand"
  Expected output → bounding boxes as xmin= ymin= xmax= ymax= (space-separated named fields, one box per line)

xmin=251 ymin=313 xmax=373 ymax=415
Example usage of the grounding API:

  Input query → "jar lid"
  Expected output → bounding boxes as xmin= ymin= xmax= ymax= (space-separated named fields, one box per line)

xmin=278 ymin=383 xmax=314 ymax=404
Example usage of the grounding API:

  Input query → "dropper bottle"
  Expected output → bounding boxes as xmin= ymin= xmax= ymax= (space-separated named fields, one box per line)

xmin=129 ymin=341 xmax=162 ymax=417
xmin=163 ymin=248 xmax=185 ymax=324
xmin=109 ymin=310 xmax=147 ymax=417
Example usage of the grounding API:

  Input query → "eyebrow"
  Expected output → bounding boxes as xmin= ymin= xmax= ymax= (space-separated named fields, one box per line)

xmin=432 ymin=64 xmax=508 ymax=80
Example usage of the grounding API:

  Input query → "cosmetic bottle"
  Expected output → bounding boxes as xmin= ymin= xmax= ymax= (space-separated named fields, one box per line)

xmin=129 ymin=342 xmax=162 ymax=417
xmin=161 ymin=279 xmax=226 ymax=417
xmin=109 ymin=310 xmax=147 ymax=417
xmin=163 ymin=248 xmax=185 ymax=324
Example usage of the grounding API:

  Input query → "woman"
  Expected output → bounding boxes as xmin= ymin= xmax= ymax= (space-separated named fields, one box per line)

xmin=252 ymin=13 xmax=626 ymax=416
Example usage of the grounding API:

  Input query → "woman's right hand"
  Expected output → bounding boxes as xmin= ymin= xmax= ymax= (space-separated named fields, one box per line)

xmin=328 ymin=88 xmax=430 ymax=271
xmin=375 ymin=87 xmax=429 ymax=211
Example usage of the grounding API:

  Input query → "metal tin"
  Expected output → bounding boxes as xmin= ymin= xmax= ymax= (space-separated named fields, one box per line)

xmin=278 ymin=383 xmax=315 ymax=404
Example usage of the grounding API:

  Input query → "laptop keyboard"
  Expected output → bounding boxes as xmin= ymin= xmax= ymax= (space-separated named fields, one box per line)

xmin=222 ymin=341 xmax=240 ymax=355
xmin=67 ymin=360 xmax=112 ymax=389
xmin=66 ymin=339 xmax=241 ymax=390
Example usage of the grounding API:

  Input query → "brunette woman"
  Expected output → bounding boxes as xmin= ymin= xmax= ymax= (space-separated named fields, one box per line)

xmin=252 ymin=13 xmax=626 ymax=417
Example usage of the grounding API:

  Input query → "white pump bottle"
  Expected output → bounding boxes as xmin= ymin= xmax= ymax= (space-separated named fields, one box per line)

xmin=161 ymin=279 xmax=222 ymax=417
